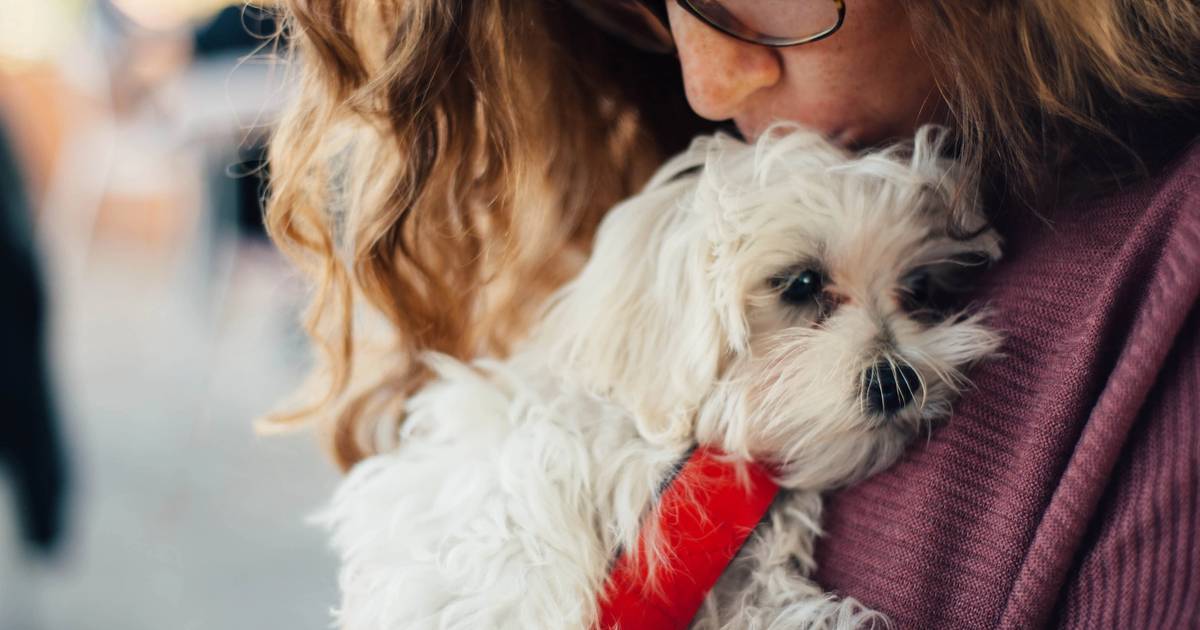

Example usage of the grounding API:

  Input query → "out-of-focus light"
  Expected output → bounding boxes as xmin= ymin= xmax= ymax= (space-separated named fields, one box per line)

xmin=0 ymin=1 xmax=279 ymax=69
xmin=0 ymin=0 xmax=86 ymax=66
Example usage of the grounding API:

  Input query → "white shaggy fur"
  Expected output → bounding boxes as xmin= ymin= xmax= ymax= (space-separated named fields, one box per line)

xmin=320 ymin=124 xmax=1003 ymax=630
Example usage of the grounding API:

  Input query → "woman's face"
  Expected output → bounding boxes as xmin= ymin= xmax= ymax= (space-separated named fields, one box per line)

xmin=665 ymin=0 xmax=943 ymax=148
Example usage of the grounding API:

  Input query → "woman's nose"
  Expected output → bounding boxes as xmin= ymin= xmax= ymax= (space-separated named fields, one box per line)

xmin=667 ymin=4 xmax=782 ymax=123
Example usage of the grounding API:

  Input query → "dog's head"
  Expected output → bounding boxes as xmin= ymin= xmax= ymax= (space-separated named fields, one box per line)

xmin=536 ymin=124 xmax=1001 ymax=487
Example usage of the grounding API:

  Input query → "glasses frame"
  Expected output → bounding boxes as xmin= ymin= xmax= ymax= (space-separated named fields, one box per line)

xmin=636 ymin=0 xmax=847 ymax=50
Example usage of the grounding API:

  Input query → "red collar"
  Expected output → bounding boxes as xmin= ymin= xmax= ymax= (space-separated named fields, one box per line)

xmin=596 ymin=445 xmax=780 ymax=629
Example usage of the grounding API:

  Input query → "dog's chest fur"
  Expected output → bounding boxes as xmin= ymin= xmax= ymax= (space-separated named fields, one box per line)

xmin=324 ymin=358 xmax=878 ymax=629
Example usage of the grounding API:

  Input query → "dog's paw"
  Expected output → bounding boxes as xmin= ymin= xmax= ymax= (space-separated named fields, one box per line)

xmin=694 ymin=594 xmax=889 ymax=630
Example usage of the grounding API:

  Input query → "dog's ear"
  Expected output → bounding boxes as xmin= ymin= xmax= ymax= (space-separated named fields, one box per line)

xmin=534 ymin=167 xmax=726 ymax=445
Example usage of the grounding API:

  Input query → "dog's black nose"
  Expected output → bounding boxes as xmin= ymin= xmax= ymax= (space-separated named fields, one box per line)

xmin=862 ymin=363 xmax=920 ymax=415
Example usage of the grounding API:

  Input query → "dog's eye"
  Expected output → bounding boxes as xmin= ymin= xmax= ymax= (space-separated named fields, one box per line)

xmin=900 ymin=252 xmax=992 ymax=321
xmin=900 ymin=271 xmax=941 ymax=321
xmin=771 ymin=269 xmax=824 ymax=307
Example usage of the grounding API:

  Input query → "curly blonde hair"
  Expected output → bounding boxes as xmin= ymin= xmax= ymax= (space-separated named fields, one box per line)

xmin=263 ymin=0 xmax=1198 ymax=470
xmin=262 ymin=0 xmax=709 ymax=468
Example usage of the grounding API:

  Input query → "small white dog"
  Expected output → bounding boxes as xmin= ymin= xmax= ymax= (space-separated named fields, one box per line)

xmin=321 ymin=124 xmax=1002 ymax=629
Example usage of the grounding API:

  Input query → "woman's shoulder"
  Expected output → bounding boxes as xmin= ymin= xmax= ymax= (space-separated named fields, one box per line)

xmin=1001 ymin=134 xmax=1200 ymax=255
xmin=1095 ymin=133 xmax=1200 ymax=229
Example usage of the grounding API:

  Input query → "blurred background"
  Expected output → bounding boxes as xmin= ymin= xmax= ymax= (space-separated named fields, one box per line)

xmin=0 ymin=1 xmax=341 ymax=628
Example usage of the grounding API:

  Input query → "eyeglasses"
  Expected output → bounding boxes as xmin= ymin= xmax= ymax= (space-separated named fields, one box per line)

xmin=567 ymin=0 xmax=847 ymax=54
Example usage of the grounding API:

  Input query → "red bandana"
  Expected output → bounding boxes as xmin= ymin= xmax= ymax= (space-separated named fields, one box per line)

xmin=596 ymin=445 xmax=780 ymax=629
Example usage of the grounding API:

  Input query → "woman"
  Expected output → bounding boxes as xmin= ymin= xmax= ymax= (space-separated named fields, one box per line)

xmin=265 ymin=1 xmax=1199 ymax=626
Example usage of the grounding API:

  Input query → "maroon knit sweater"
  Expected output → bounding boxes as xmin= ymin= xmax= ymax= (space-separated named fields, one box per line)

xmin=814 ymin=140 xmax=1200 ymax=628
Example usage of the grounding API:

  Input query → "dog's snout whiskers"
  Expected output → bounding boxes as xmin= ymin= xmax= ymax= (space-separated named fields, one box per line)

xmin=861 ymin=359 xmax=921 ymax=416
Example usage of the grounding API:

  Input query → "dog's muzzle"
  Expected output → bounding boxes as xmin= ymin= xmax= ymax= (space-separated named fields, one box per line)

xmin=862 ymin=362 xmax=920 ymax=415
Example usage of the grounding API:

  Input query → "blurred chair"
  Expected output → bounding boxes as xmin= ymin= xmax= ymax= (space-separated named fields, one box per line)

xmin=193 ymin=3 xmax=278 ymax=242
